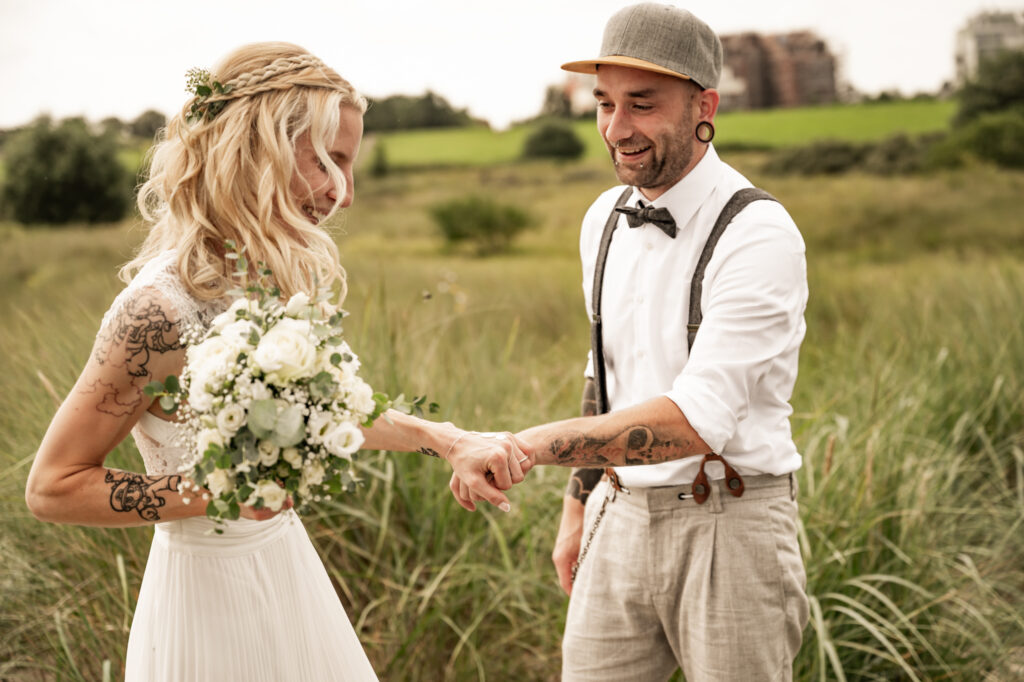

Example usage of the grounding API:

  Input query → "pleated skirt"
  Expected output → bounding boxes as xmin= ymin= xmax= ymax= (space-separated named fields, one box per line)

xmin=125 ymin=510 xmax=378 ymax=681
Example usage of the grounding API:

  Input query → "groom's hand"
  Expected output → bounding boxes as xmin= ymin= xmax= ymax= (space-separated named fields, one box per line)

xmin=444 ymin=432 xmax=528 ymax=512
xmin=552 ymin=497 xmax=585 ymax=595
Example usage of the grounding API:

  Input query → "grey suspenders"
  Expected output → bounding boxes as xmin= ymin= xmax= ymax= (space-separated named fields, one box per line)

xmin=588 ymin=186 xmax=778 ymax=504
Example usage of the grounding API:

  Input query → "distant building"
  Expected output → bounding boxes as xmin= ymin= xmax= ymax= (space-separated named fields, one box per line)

xmin=955 ymin=11 xmax=1024 ymax=85
xmin=719 ymin=31 xmax=838 ymax=110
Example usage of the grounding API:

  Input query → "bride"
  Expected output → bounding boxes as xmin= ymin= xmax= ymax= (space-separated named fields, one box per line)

xmin=25 ymin=42 xmax=527 ymax=681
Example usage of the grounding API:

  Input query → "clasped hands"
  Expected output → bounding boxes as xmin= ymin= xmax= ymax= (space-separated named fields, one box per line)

xmin=442 ymin=430 xmax=533 ymax=512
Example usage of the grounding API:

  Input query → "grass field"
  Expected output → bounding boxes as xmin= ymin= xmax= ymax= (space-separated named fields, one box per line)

xmin=375 ymin=98 xmax=956 ymax=167
xmin=2 ymin=130 xmax=1022 ymax=678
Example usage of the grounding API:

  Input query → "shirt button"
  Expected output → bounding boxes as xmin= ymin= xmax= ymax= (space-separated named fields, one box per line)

xmin=646 ymin=243 xmax=654 ymax=251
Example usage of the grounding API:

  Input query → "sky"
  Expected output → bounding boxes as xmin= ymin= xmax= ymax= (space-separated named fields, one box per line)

xmin=1 ymin=0 xmax=1020 ymax=130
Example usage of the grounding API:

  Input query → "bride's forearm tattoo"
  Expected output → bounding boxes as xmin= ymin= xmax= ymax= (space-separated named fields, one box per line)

xmin=93 ymin=294 xmax=181 ymax=377
xmin=105 ymin=470 xmax=181 ymax=521
xmin=418 ymin=447 xmax=441 ymax=458
xmin=549 ymin=426 xmax=686 ymax=468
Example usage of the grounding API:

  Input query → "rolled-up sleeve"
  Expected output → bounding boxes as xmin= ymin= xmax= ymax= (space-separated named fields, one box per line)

xmin=666 ymin=207 xmax=808 ymax=454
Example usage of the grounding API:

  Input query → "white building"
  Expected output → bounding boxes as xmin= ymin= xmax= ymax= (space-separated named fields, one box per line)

xmin=955 ymin=11 xmax=1024 ymax=85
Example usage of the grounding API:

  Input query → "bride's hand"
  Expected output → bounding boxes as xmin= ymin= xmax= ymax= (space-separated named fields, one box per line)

xmin=446 ymin=432 xmax=534 ymax=512
xmin=239 ymin=496 xmax=294 ymax=521
xmin=442 ymin=431 xmax=529 ymax=512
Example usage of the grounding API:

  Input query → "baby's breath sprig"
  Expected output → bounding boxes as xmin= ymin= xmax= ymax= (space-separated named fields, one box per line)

xmin=184 ymin=68 xmax=234 ymax=124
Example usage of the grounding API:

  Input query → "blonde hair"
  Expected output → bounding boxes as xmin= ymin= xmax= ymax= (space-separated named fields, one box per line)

xmin=126 ymin=42 xmax=367 ymax=302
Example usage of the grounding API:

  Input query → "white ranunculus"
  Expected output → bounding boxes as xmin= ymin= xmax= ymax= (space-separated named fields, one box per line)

xmin=188 ymin=387 xmax=215 ymax=413
xmin=248 ymin=479 xmax=288 ymax=512
xmin=205 ymin=468 xmax=234 ymax=497
xmin=322 ymin=421 xmax=364 ymax=458
xmin=251 ymin=318 xmax=316 ymax=382
xmin=215 ymin=402 xmax=246 ymax=438
xmin=343 ymin=377 xmax=376 ymax=417
xmin=284 ymin=291 xmax=312 ymax=317
xmin=282 ymin=447 xmax=303 ymax=469
xmin=257 ymin=440 xmax=280 ymax=467
xmin=196 ymin=428 xmax=224 ymax=456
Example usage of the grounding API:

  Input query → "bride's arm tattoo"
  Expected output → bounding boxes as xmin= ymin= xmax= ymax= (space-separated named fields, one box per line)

xmin=549 ymin=425 xmax=690 ymax=468
xmin=93 ymin=294 xmax=182 ymax=377
xmin=105 ymin=470 xmax=181 ymax=521
xmin=418 ymin=447 xmax=441 ymax=458
xmin=86 ymin=294 xmax=182 ymax=416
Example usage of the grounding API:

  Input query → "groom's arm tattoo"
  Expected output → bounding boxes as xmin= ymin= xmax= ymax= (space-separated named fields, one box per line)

xmin=549 ymin=425 xmax=698 ymax=468
xmin=566 ymin=468 xmax=604 ymax=505
xmin=105 ymin=470 xmax=182 ymax=521
xmin=566 ymin=379 xmax=605 ymax=505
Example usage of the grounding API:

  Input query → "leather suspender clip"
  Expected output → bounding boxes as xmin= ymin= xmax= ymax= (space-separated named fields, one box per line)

xmin=691 ymin=453 xmax=745 ymax=505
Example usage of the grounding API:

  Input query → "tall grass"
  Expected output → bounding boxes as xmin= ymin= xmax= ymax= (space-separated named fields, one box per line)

xmin=1 ymin=159 xmax=1022 ymax=680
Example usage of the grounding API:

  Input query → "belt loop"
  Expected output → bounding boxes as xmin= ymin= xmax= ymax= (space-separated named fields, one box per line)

xmin=708 ymin=479 xmax=723 ymax=514
xmin=789 ymin=472 xmax=797 ymax=501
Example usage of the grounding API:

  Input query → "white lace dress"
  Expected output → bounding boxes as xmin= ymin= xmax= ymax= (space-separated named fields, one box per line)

xmin=111 ymin=252 xmax=377 ymax=681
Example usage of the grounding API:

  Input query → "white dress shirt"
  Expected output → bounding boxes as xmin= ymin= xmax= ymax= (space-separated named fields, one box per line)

xmin=581 ymin=144 xmax=808 ymax=487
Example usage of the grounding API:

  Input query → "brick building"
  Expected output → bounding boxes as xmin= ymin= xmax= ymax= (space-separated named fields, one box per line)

xmin=719 ymin=31 xmax=838 ymax=110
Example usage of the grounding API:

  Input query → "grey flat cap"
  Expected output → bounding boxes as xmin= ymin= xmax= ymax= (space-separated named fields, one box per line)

xmin=561 ymin=3 xmax=723 ymax=89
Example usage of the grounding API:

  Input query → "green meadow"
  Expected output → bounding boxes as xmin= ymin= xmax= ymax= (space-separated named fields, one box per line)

xmin=377 ymin=98 xmax=957 ymax=167
xmin=2 ymin=100 xmax=1022 ymax=680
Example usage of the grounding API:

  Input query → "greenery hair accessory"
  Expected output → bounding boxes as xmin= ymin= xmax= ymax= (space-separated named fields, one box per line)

xmin=184 ymin=68 xmax=234 ymax=124
xmin=183 ymin=55 xmax=327 ymax=124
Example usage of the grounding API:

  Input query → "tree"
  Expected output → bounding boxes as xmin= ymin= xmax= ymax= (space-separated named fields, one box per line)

xmin=363 ymin=91 xmax=479 ymax=132
xmin=1 ymin=116 xmax=132 ymax=224
xmin=522 ymin=121 xmax=586 ymax=160
xmin=955 ymin=50 xmax=1024 ymax=126
xmin=429 ymin=195 xmax=533 ymax=255
xmin=129 ymin=109 xmax=167 ymax=140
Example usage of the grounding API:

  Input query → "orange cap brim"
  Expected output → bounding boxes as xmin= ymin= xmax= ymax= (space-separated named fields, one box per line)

xmin=560 ymin=55 xmax=693 ymax=82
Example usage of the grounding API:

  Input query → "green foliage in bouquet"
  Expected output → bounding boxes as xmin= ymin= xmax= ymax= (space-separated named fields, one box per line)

xmin=144 ymin=243 xmax=428 ymax=523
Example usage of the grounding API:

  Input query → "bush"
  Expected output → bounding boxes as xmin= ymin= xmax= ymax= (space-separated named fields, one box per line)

xmin=128 ymin=109 xmax=167 ymax=140
xmin=522 ymin=121 xmax=585 ymax=160
xmin=0 ymin=116 xmax=132 ymax=224
xmin=762 ymin=139 xmax=869 ymax=175
xmin=928 ymin=109 xmax=1024 ymax=169
xmin=429 ymin=195 xmax=533 ymax=254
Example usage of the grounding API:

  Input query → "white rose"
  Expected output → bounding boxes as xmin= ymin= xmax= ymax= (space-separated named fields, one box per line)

xmin=323 ymin=421 xmax=364 ymax=458
xmin=205 ymin=468 xmax=234 ymax=497
xmin=285 ymin=292 xmax=312 ymax=317
xmin=219 ymin=320 xmax=260 ymax=348
xmin=282 ymin=447 xmax=303 ymax=469
xmin=257 ymin=440 xmax=280 ymax=467
xmin=248 ymin=479 xmax=288 ymax=512
xmin=251 ymin=318 xmax=317 ymax=382
xmin=196 ymin=428 xmax=224 ymax=456
xmin=215 ymin=403 xmax=246 ymax=438
xmin=188 ymin=387 xmax=215 ymax=414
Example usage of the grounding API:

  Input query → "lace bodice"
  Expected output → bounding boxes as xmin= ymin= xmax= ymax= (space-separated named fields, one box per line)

xmin=99 ymin=251 xmax=226 ymax=476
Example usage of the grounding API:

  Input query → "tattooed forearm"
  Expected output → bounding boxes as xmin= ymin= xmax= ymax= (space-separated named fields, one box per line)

xmin=105 ymin=470 xmax=181 ymax=521
xmin=566 ymin=468 xmax=604 ymax=505
xmin=549 ymin=425 xmax=696 ymax=468
xmin=418 ymin=447 xmax=441 ymax=458
xmin=581 ymin=378 xmax=598 ymax=417
xmin=93 ymin=294 xmax=182 ymax=377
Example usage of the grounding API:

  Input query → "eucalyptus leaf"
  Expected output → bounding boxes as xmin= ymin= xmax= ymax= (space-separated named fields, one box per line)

xmin=164 ymin=375 xmax=180 ymax=393
xmin=271 ymin=404 xmax=306 ymax=447
xmin=248 ymin=399 xmax=281 ymax=439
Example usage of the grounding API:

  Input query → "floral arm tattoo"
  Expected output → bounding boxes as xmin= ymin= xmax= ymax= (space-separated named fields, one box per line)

xmin=85 ymin=293 xmax=182 ymax=416
xmin=567 ymin=378 xmax=604 ymax=505
xmin=105 ymin=470 xmax=182 ymax=521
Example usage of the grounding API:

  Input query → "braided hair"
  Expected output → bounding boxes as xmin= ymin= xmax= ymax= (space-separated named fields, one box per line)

xmin=128 ymin=42 xmax=366 ymax=304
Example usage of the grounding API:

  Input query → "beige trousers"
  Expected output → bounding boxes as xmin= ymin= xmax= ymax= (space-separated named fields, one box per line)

xmin=562 ymin=475 xmax=808 ymax=682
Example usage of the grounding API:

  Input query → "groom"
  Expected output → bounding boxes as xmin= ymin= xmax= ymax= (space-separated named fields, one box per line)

xmin=452 ymin=3 xmax=809 ymax=680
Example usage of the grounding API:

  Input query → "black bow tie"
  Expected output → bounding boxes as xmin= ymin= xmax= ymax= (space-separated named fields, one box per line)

xmin=615 ymin=202 xmax=677 ymax=238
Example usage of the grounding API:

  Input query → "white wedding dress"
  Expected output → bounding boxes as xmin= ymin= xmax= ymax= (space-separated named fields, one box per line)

xmin=112 ymin=252 xmax=377 ymax=681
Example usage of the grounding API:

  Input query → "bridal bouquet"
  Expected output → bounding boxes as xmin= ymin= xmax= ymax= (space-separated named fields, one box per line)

xmin=146 ymin=244 xmax=397 ymax=521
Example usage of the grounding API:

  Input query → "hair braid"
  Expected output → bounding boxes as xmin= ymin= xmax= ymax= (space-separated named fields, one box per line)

xmin=207 ymin=54 xmax=326 ymax=103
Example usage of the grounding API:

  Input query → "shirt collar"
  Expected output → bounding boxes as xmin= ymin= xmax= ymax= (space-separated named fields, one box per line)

xmin=634 ymin=143 xmax=723 ymax=234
